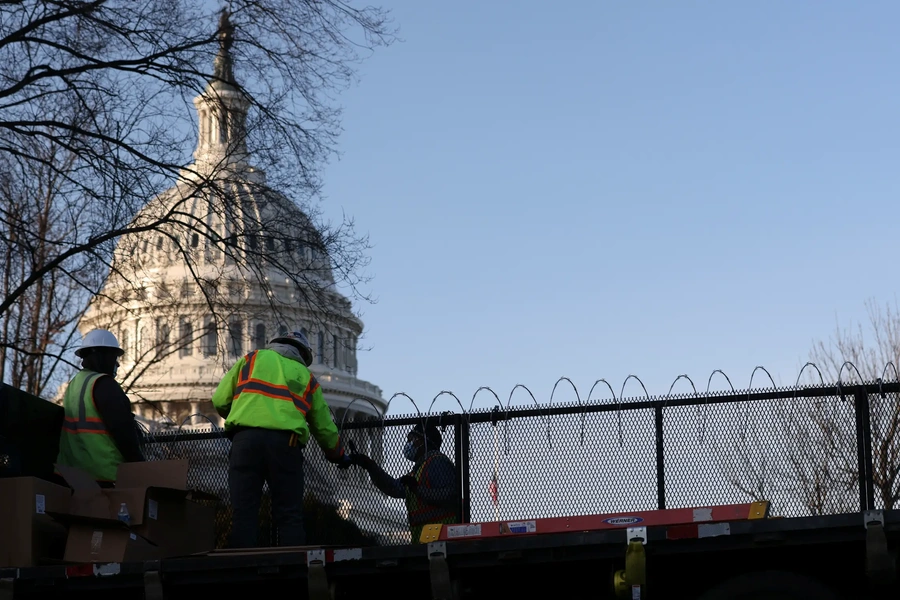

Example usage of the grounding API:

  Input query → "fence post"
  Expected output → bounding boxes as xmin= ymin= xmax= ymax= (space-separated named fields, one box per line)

xmin=853 ymin=387 xmax=875 ymax=511
xmin=654 ymin=404 xmax=666 ymax=510
xmin=454 ymin=416 xmax=471 ymax=523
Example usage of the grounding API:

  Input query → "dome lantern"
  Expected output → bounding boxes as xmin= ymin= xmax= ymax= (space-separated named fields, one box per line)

xmin=192 ymin=8 xmax=250 ymax=169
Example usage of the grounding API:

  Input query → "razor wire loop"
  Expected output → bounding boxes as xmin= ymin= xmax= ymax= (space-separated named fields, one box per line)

xmin=796 ymin=362 xmax=826 ymax=388
xmin=880 ymin=362 xmax=899 ymax=400
xmin=472 ymin=386 xmax=507 ymax=456
xmin=666 ymin=374 xmax=700 ymax=443
xmin=742 ymin=366 xmax=777 ymax=443
xmin=550 ymin=376 xmax=584 ymax=446
xmin=587 ymin=379 xmax=622 ymax=448
xmin=506 ymin=384 xmax=548 ymax=451
xmin=705 ymin=369 xmax=736 ymax=445
xmin=790 ymin=362 xmax=826 ymax=432
xmin=881 ymin=362 xmax=899 ymax=390
xmin=383 ymin=391 xmax=424 ymax=418
xmin=619 ymin=375 xmax=651 ymax=450
xmin=836 ymin=362 xmax=865 ymax=435
xmin=706 ymin=369 xmax=736 ymax=395
xmin=469 ymin=386 xmax=501 ymax=424
xmin=338 ymin=397 xmax=387 ymax=437
xmin=838 ymin=361 xmax=865 ymax=391
xmin=427 ymin=390 xmax=466 ymax=419
xmin=421 ymin=403 xmax=458 ymax=456
xmin=384 ymin=392 xmax=429 ymax=455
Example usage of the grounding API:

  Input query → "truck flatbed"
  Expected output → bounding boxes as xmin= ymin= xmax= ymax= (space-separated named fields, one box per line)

xmin=4 ymin=506 xmax=898 ymax=599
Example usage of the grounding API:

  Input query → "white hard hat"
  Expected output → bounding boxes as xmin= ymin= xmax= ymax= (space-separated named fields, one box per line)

xmin=75 ymin=329 xmax=124 ymax=358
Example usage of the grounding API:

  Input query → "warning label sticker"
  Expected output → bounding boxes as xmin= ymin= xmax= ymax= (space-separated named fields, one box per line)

xmin=90 ymin=531 xmax=103 ymax=555
xmin=446 ymin=524 xmax=482 ymax=538
xmin=500 ymin=520 xmax=537 ymax=534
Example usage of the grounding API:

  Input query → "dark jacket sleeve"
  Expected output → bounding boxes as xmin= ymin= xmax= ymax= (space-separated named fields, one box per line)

xmin=365 ymin=462 xmax=407 ymax=499
xmin=92 ymin=376 xmax=145 ymax=462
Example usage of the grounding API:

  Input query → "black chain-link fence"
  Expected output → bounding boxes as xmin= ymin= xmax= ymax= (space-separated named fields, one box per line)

xmin=142 ymin=379 xmax=900 ymax=547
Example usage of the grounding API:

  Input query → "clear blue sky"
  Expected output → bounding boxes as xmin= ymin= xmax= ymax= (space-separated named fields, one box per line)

xmin=318 ymin=1 xmax=900 ymax=414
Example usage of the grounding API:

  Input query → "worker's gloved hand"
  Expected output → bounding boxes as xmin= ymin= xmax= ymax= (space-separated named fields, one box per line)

xmin=347 ymin=440 xmax=376 ymax=470
xmin=399 ymin=474 xmax=418 ymax=490
xmin=336 ymin=453 xmax=352 ymax=470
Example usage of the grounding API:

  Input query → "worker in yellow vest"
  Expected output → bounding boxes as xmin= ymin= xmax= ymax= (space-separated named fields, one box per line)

xmin=56 ymin=329 xmax=145 ymax=487
xmin=351 ymin=423 xmax=459 ymax=543
xmin=212 ymin=329 xmax=351 ymax=548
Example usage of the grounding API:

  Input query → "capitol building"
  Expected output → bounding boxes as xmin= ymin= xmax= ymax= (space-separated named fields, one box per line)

xmin=71 ymin=12 xmax=407 ymax=543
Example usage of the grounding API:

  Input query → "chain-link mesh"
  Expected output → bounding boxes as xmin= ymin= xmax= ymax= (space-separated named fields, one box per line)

xmin=141 ymin=381 xmax=899 ymax=547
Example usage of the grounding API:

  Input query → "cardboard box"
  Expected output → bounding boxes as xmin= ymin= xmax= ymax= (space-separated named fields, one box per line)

xmin=50 ymin=513 xmax=160 ymax=563
xmin=52 ymin=460 xmax=218 ymax=562
xmin=0 ymin=476 xmax=72 ymax=567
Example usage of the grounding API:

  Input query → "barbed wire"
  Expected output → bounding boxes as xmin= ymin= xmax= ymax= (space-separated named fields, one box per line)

xmin=145 ymin=361 xmax=900 ymax=460
xmin=374 ymin=361 xmax=897 ymax=418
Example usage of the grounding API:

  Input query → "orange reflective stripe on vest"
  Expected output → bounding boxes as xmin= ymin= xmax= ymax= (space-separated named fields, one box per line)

xmin=234 ymin=350 xmax=317 ymax=414
xmin=64 ymin=372 xmax=110 ymax=435
xmin=62 ymin=416 xmax=108 ymax=434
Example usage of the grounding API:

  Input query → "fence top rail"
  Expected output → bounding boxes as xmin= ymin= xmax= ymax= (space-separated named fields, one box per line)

xmin=142 ymin=380 xmax=900 ymax=441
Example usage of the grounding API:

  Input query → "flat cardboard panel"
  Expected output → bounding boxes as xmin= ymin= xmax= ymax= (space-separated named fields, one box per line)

xmin=64 ymin=525 xmax=160 ymax=563
xmin=116 ymin=460 xmax=188 ymax=491
xmin=54 ymin=463 xmax=110 ymax=519
xmin=0 ymin=477 xmax=72 ymax=567
xmin=54 ymin=464 xmax=101 ymax=491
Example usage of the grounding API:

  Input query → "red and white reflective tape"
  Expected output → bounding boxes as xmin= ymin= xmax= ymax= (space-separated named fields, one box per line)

xmin=666 ymin=523 xmax=731 ymax=540
xmin=64 ymin=563 xmax=121 ymax=578
xmin=305 ymin=548 xmax=363 ymax=565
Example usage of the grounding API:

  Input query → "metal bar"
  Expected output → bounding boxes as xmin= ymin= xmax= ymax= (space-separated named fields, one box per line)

xmin=460 ymin=419 xmax=472 ymax=523
xmin=853 ymin=388 xmax=873 ymax=511
xmin=859 ymin=388 xmax=876 ymax=510
xmin=453 ymin=418 xmax=470 ymax=524
xmin=654 ymin=405 xmax=666 ymax=510
xmin=430 ymin=502 xmax=769 ymax=541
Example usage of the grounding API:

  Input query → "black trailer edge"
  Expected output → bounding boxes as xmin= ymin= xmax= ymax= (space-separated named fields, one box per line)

xmin=2 ymin=509 xmax=899 ymax=600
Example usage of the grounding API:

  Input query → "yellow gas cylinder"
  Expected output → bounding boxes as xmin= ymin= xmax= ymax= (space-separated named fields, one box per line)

xmin=613 ymin=540 xmax=646 ymax=599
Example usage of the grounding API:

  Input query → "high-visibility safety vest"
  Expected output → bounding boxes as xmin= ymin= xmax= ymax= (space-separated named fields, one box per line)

xmin=406 ymin=452 xmax=459 ymax=543
xmin=56 ymin=369 xmax=125 ymax=483
xmin=211 ymin=349 xmax=344 ymax=460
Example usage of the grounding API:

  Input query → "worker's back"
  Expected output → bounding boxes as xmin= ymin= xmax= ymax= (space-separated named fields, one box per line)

xmin=216 ymin=348 xmax=320 ymax=442
xmin=56 ymin=369 xmax=126 ymax=483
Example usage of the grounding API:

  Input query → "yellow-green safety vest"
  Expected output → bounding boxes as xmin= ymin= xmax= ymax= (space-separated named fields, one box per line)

xmin=56 ymin=369 xmax=125 ymax=482
xmin=211 ymin=349 xmax=343 ymax=459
